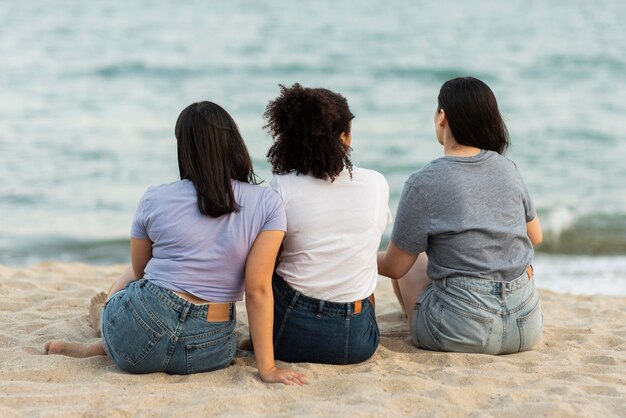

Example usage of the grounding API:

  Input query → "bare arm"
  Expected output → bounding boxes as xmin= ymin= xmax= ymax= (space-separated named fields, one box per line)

xmin=245 ymin=230 xmax=307 ymax=385
xmin=377 ymin=242 xmax=419 ymax=280
xmin=526 ymin=215 xmax=543 ymax=247
xmin=106 ymin=238 xmax=152 ymax=301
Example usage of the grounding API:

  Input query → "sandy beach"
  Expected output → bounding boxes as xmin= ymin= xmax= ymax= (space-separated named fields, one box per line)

xmin=0 ymin=262 xmax=624 ymax=417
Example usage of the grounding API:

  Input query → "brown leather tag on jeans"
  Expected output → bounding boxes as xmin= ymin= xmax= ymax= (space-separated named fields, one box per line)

xmin=207 ymin=303 xmax=231 ymax=322
xmin=354 ymin=300 xmax=362 ymax=314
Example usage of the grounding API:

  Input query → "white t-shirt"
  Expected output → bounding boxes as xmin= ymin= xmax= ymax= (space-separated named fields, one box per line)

xmin=269 ymin=167 xmax=391 ymax=302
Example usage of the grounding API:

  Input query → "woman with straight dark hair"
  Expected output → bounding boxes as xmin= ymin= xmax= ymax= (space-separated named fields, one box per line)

xmin=45 ymin=102 xmax=305 ymax=384
xmin=378 ymin=77 xmax=544 ymax=354
xmin=265 ymin=84 xmax=390 ymax=364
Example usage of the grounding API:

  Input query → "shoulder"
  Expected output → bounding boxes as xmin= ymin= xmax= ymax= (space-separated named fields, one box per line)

xmin=268 ymin=172 xmax=312 ymax=195
xmin=480 ymin=150 xmax=512 ymax=165
xmin=404 ymin=159 xmax=444 ymax=188
xmin=141 ymin=180 xmax=194 ymax=200
xmin=269 ymin=171 xmax=301 ymax=186
xmin=233 ymin=180 xmax=263 ymax=197
xmin=352 ymin=166 xmax=387 ymax=183
xmin=487 ymin=152 xmax=523 ymax=176
xmin=260 ymin=184 xmax=283 ymax=204
xmin=351 ymin=167 xmax=389 ymax=194
xmin=235 ymin=181 xmax=282 ymax=205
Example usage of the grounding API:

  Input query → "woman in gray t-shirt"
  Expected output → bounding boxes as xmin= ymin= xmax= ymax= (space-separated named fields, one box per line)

xmin=378 ymin=77 xmax=544 ymax=354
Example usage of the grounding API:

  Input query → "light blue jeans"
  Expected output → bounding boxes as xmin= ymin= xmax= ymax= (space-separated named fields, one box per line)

xmin=101 ymin=279 xmax=237 ymax=374
xmin=412 ymin=268 xmax=543 ymax=354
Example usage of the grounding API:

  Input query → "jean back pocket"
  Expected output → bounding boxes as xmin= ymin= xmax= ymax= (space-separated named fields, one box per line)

xmin=185 ymin=332 xmax=237 ymax=374
xmin=104 ymin=298 xmax=163 ymax=369
xmin=435 ymin=302 xmax=495 ymax=353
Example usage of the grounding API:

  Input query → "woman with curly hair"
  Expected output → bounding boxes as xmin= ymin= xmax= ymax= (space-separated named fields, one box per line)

xmin=264 ymin=84 xmax=391 ymax=364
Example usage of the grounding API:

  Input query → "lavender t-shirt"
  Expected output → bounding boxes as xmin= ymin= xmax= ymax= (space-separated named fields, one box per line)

xmin=131 ymin=179 xmax=286 ymax=301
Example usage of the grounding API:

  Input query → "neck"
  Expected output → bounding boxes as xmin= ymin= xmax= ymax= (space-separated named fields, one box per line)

xmin=444 ymin=145 xmax=482 ymax=157
xmin=443 ymin=135 xmax=481 ymax=157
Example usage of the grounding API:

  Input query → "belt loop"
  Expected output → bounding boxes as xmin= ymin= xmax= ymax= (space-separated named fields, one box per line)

xmin=288 ymin=291 xmax=300 ymax=309
xmin=442 ymin=277 xmax=447 ymax=288
xmin=316 ymin=300 xmax=325 ymax=318
xmin=179 ymin=303 xmax=190 ymax=323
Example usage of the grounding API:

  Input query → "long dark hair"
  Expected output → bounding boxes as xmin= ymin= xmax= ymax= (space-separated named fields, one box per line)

xmin=437 ymin=77 xmax=510 ymax=154
xmin=264 ymin=83 xmax=355 ymax=181
xmin=175 ymin=101 xmax=258 ymax=217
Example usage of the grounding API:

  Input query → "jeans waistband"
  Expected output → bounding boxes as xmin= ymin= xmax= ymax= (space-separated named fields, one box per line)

xmin=140 ymin=279 xmax=235 ymax=321
xmin=435 ymin=266 xmax=534 ymax=296
xmin=273 ymin=273 xmax=367 ymax=317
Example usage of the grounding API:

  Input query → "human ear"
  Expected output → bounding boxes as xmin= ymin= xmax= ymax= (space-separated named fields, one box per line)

xmin=339 ymin=131 xmax=352 ymax=147
xmin=437 ymin=109 xmax=447 ymax=127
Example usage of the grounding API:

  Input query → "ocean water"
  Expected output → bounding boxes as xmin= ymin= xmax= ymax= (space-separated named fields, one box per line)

xmin=1 ymin=1 xmax=625 ymax=295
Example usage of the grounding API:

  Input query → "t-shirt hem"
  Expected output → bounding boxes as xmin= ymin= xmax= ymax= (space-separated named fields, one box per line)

xmin=390 ymin=238 xmax=423 ymax=255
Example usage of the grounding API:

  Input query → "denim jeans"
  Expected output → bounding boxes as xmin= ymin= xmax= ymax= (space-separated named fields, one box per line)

xmin=412 ymin=268 xmax=543 ymax=354
xmin=272 ymin=274 xmax=379 ymax=365
xmin=101 ymin=279 xmax=237 ymax=374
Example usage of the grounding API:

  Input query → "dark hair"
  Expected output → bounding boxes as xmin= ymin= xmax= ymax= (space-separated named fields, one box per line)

xmin=437 ymin=77 xmax=510 ymax=154
xmin=264 ymin=83 xmax=355 ymax=181
xmin=175 ymin=101 xmax=258 ymax=217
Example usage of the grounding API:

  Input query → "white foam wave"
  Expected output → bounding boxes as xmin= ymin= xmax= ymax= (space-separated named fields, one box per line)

xmin=533 ymin=254 xmax=626 ymax=296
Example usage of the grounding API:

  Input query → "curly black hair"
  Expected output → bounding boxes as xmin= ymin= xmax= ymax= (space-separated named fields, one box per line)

xmin=264 ymin=83 xmax=355 ymax=181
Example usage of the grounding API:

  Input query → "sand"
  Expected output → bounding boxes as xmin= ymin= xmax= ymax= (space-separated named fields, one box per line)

xmin=0 ymin=262 xmax=625 ymax=417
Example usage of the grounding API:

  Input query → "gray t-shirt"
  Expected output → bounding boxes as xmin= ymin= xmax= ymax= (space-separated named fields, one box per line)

xmin=391 ymin=150 xmax=536 ymax=282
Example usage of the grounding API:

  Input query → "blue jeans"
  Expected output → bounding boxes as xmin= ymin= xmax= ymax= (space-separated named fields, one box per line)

xmin=273 ymin=274 xmax=379 ymax=364
xmin=412 ymin=268 xmax=543 ymax=354
xmin=101 ymin=279 xmax=237 ymax=374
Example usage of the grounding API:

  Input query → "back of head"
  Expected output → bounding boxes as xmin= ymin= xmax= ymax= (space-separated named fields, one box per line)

xmin=438 ymin=77 xmax=510 ymax=154
xmin=175 ymin=101 xmax=256 ymax=217
xmin=264 ymin=83 xmax=354 ymax=181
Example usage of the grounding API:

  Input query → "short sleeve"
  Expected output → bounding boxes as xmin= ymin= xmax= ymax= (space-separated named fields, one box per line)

xmin=521 ymin=181 xmax=536 ymax=222
xmin=130 ymin=192 xmax=150 ymax=239
xmin=391 ymin=180 xmax=429 ymax=254
xmin=261 ymin=187 xmax=287 ymax=232
xmin=511 ymin=161 xmax=537 ymax=223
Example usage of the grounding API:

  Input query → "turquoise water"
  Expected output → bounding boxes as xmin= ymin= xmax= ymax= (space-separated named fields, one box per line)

xmin=1 ymin=1 xmax=625 ymax=294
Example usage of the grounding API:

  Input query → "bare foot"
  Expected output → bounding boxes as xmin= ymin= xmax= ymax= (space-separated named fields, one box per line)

xmin=44 ymin=340 xmax=106 ymax=358
xmin=89 ymin=291 xmax=107 ymax=337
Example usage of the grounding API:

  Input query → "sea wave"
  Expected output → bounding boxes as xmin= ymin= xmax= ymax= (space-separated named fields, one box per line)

xmin=73 ymin=62 xmax=341 ymax=80
xmin=2 ymin=212 xmax=625 ymax=268
xmin=0 ymin=237 xmax=131 ymax=267
xmin=538 ymin=213 xmax=626 ymax=255
xmin=370 ymin=66 xmax=498 ymax=83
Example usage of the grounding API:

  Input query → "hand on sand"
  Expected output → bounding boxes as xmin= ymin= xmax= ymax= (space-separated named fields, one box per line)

xmin=260 ymin=367 xmax=308 ymax=386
